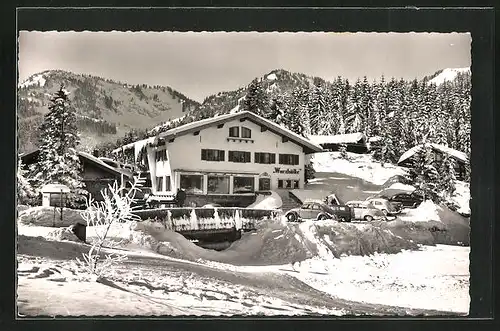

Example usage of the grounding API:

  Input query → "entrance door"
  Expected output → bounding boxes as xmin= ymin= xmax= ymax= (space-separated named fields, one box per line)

xmin=258 ymin=177 xmax=271 ymax=191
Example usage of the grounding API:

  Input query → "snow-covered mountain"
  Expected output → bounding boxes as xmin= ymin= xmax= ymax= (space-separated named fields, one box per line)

xmin=17 ymin=70 xmax=199 ymax=153
xmin=426 ymin=67 xmax=470 ymax=86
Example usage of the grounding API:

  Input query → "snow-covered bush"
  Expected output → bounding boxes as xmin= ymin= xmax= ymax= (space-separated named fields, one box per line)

xmin=74 ymin=178 xmax=141 ymax=280
xmin=17 ymin=159 xmax=37 ymax=206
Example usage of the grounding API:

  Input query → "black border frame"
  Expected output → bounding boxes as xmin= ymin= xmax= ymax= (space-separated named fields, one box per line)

xmin=1 ymin=3 xmax=496 ymax=331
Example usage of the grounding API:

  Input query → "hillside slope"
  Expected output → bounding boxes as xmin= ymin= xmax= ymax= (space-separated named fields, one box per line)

xmin=17 ymin=70 xmax=199 ymax=153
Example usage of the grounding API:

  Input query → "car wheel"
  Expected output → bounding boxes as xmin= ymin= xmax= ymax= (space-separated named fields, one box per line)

xmin=286 ymin=213 xmax=297 ymax=222
xmin=382 ymin=209 xmax=388 ymax=216
xmin=364 ymin=215 xmax=373 ymax=222
xmin=317 ymin=214 xmax=328 ymax=221
xmin=340 ymin=217 xmax=346 ymax=223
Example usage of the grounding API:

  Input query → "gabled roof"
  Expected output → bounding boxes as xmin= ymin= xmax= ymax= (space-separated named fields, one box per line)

xmin=118 ymin=111 xmax=323 ymax=154
xmin=19 ymin=149 xmax=133 ymax=178
xmin=398 ymin=143 xmax=468 ymax=164
xmin=308 ymin=132 xmax=366 ymax=145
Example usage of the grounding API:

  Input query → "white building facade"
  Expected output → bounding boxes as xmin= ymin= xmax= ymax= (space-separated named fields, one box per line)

xmin=114 ymin=111 xmax=323 ymax=205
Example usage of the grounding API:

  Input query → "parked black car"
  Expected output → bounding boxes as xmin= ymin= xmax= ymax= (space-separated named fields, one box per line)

xmin=285 ymin=200 xmax=353 ymax=223
xmin=379 ymin=191 xmax=424 ymax=209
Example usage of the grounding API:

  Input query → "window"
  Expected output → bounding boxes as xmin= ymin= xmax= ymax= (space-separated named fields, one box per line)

xmin=201 ymin=149 xmax=225 ymax=162
xmin=165 ymin=176 xmax=171 ymax=191
xmin=207 ymin=176 xmax=230 ymax=194
xmin=255 ymin=152 xmax=276 ymax=164
xmin=278 ymin=179 xmax=299 ymax=189
xmin=233 ymin=176 xmax=255 ymax=194
xmin=155 ymin=149 xmax=167 ymax=162
xmin=311 ymin=203 xmax=322 ymax=210
xmin=155 ymin=176 xmax=164 ymax=191
xmin=180 ymin=174 xmax=204 ymax=194
xmin=229 ymin=151 xmax=251 ymax=163
xmin=258 ymin=178 xmax=271 ymax=191
xmin=279 ymin=154 xmax=299 ymax=165
xmin=229 ymin=126 xmax=239 ymax=138
xmin=241 ymin=127 xmax=252 ymax=139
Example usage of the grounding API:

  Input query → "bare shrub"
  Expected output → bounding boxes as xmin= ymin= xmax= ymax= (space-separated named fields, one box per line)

xmin=74 ymin=178 xmax=141 ymax=280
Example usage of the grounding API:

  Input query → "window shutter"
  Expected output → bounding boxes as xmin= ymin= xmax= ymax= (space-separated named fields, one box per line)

xmin=271 ymin=153 xmax=276 ymax=164
xmin=294 ymin=155 xmax=299 ymax=165
xmin=201 ymin=149 xmax=206 ymax=160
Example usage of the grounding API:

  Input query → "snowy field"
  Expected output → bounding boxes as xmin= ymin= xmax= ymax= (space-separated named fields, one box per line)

xmin=17 ymin=211 xmax=470 ymax=316
xmin=311 ymin=152 xmax=407 ymax=185
xmin=200 ymin=245 xmax=470 ymax=314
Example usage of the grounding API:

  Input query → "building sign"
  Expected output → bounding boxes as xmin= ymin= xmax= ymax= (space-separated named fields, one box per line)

xmin=273 ymin=167 xmax=301 ymax=174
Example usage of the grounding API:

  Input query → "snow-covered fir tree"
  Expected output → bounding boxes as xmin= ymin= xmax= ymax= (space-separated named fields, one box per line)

xmin=35 ymin=85 xmax=85 ymax=207
xmin=242 ymin=78 xmax=269 ymax=117
xmin=407 ymin=144 xmax=441 ymax=202
xmin=307 ymin=82 xmax=327 ymax=135
xmin=436 ymin=153 xmax=457 ymax=200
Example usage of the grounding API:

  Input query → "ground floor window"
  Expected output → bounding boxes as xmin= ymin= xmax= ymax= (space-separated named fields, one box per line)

xmin=155 ymin=176 xmax=163 ymax=191
xmin=165 ymin=176 xmax=171 ymax=191
xmin=180 ymin=174 xmax=204 ymax=194
xmin=207 ymin=175 xmax=230 ymax=194
xmin=155 ymin=175 xmax=171 ymax=192
xmin=233 ymin=176 xmax=255 ymax=194
xmin=258 ymin=178 xmax=271 ymax=191
xmin=278 ymin=179 xmax=299 ymax=189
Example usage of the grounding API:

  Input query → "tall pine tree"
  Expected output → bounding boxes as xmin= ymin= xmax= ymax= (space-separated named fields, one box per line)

xmin=36 ymin=85 xmax=85 ymax=206
xmin=242 ymin=78 xmax=269 ymax=117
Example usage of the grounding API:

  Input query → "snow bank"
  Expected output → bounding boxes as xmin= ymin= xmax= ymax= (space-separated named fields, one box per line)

xmin=311 ymin=152 xmax=407 ymax=185
xmin=395 ymin=201 xmax=470 ymax=246
xmin=406 ymin=200 xmax=442 ymax=223
xmin=129 ymin=218 xmax=423 ymax=265
xmin=18 ymin=206 xmax=86 ymax=227
xmin=290 ymin=245 xmax=470 ymax=314
xmin=247 ymin=191 xmax=282 ymax=209
xmin=452 ymin=181 xmax=470 ymax=215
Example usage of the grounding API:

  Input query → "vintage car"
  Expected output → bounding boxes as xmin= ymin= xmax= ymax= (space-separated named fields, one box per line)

xmin=365 ymin=197 xmax=402 ymax=216
xmin=379 ymin=191 xmax=424 ymax=209
xmin=345 ymin=200 xmax=387 ymax=222
xmin=285 ymin=200 xmax=353 ymax=223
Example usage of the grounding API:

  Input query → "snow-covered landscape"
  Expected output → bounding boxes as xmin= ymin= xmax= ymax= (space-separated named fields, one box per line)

xmin=17 ymin=31 xmax=472 ymax=317
xmin=16 ymin=150 xmax=471 ymax=316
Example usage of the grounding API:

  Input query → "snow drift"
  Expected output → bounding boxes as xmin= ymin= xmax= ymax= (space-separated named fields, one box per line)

xmin=126 ymin=218 xmax=424 ymax=265
xmin=247 ymin=191 xmax=282 ymax=209
xmin=18 ymin=206 xmax=86 ymax=227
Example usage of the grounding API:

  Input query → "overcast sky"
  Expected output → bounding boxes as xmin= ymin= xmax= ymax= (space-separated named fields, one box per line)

xmin=18 ymin=32 xmax=471 ymax=102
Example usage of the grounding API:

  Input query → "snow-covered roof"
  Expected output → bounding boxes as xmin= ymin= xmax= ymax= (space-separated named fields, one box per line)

xmin=41 ymin=183 xmax=70 ymax=193
xmin=308 ymin=132 xmax=367 ymax=145
xmin=78 ymin=151 xmax=133 ymax=178
xmin=398 ymin=143 xmax=468 ymax=164
xmin=146 ymin=111 xmax=323 ymax=154
xmin=368 ymin=136 xmax=382 ymax=143
xmin=111 ymin=136 xmax=157 ymax=155
xmin=19 ymin=149 xmax=133 ymax=178
xmin=427 ymin=67 xmax=470 ymax=86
